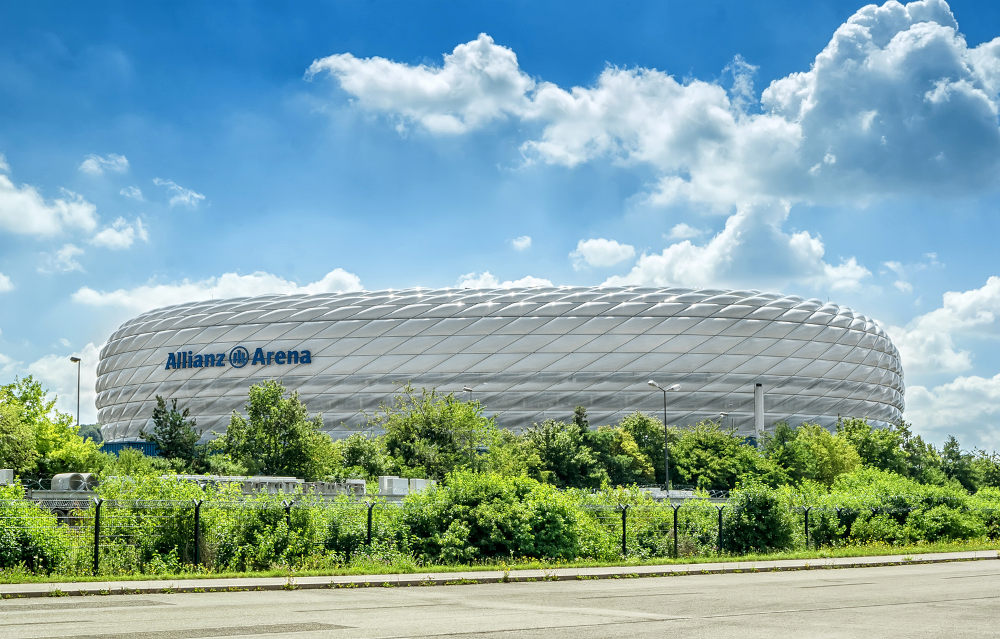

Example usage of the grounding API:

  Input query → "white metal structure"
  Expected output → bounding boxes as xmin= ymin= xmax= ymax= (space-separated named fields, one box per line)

xmin=96 ymin=287 xmax=904 ymax=442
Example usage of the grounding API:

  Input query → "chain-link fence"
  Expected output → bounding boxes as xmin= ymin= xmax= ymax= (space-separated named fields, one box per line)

xmin=3 ymin=497 xmax=999 ymax=578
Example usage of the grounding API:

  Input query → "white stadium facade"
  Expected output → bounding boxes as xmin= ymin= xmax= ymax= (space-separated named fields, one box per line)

xmin=96 ymin=286 xmax=904 ymax=443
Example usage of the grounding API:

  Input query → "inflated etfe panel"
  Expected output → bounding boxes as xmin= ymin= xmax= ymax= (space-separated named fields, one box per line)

xmin=96 ymin=286 xmax=903 ymax=442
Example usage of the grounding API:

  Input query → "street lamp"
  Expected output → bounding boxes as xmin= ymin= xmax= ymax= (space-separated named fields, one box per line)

xmin=69 ymin=356 xmax=81 ymax=428
xmin=647 ymin=380 xmax=680 ymax=491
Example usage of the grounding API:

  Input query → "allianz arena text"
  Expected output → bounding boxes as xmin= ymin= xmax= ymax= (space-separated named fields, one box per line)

xmin=96 ymin=286 xmax=904 ymax=442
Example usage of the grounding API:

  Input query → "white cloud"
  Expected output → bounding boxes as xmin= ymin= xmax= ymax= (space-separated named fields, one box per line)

xmin=78 ymin=153 xmax=129 ymax=176
xmin=667 ymin=223 xmax=707 ymax=240
xmin=0 ymin=272 xmax=12 ymax=292
xmin=119 ymin=185 xmax=143 ymax=201
xmin=880 ymin=253 xmax=942 ymax=294
xmin=153 ymin=178 xmax=205 ymax=208
xmin=0 ymin=164 xmax=98 ymax=236
xmin=906 ymin=375 xmax=1000 ymax=449
xmin=570 ymin=238 xmax=636 ymax=270
xmin=457 ymin=271 xmax=552 ymax=288
xmin=0 ymin=154 xmax=8 ymax=173
xmin=39 ymin=243 xmax=84 ymax=274
xmin=604 ymin=201 xmax=870 ymax=291
xmin=307 ymin=33 xmax=534 ymax=135
xmin=0 ymin=352 xmax=20 ymax=378
xmin=72 ymin=268 xmax=364 ymax=314
xmin=90 ymin=217 xmax=148 ymax=250
xmin=887 ymin=276 xmax=1000 ymax=374
xmin=310 ymin=2 xmax=1000 ymax=207
xmin=511 ymin=235 xmax=532 ymax=251
xmin=26 ymin=342 xmax=102 ymax=424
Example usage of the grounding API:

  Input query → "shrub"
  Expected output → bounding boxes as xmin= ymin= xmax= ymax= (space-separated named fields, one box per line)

xmin=0 ymin=484 xmax=70 ymax=573
xmin=722 ymin=482 xmax=794 ymax=554
xmin=402 ymin=471 xmax=583 ymax=563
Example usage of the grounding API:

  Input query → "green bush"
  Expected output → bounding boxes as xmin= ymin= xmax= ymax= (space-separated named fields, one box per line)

xmin=0 ymin=484 xmax=71 ymax=573
xmin=722 ymin=482 xmax=794 ymax=554
xmin=402 ymin=471 xmax=584 ymax=563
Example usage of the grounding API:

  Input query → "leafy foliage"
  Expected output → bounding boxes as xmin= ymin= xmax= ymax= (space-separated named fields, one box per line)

xmin=142 ymin=396 xmax=199 ymax=466
xmin=369 ymin=386 xmax=495 ymax=480
xmin=722 ymin=481 xmax=794 ymax=554
xmin=0 ymin=376 xmax=100 ymax=479
xmin=670 ymin=421 xmax=787 ymax=489
xmin=220 ymin=380 xmax=335 ymax=481
xmin=402 ymin=470 xmax=583 ymax=562
xmin=0 ymin=484 xmax=70 ymax=573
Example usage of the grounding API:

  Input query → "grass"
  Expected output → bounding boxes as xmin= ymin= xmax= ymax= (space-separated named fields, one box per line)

xmin=1 ymin=539 xmax=997 ymax=586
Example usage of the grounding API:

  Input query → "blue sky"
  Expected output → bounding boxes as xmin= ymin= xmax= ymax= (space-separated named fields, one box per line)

xmin=2 ymin=0 xmax=1000 ymax=448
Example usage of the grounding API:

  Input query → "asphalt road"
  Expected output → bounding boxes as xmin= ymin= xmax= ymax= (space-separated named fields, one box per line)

xmin=4 ymin=560 xmax=1000 ymax=638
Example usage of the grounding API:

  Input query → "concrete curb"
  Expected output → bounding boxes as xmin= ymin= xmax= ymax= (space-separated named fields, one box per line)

xmin=2 ymin=550 xmax=997 ymax=599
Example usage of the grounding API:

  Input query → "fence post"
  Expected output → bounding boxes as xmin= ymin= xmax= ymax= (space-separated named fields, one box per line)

xmin=283 ymin=500 xmax=294 ymax=528
xmin=620 ymin=505 xmax=629 ymax=558
xmin=716 ymin=505 xmax=725 ymax=554
xmin=366 ymin=501 xmax=375 ymax=547
xmin=803 ymin=506 xmax=811 ymax=549
xmin=92 ymin=497 xmax=103 ymax=575
xmin=672 ymin=503 xmax=681 ymax=559
xmin=193 ymin=499 xmax=202 ymax=566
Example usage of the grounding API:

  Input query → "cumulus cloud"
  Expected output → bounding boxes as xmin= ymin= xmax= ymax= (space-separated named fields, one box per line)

xmin=888 ymin=276 xmax=1000 ymax=374
xmin=457 ymin=271 xmax=553 ymax=288
xmin=510 ymin=235 xmax=532 ymax=251
xmin=667 ymin=223 xmax=707 ymax=240
xmin=90 ymin=217 xmax=148 ymax=250
xmin=72 ymin=268 xmax=364 ymax=314
xmin=0 ymin=163 xmax=98 ymax=236
xmin=906 ymin=375 xmax=1000 ymax=449
xmin=119 ymin=186 xmax=143 ymax=201
xmin=310 ymin=1 xmax=1000 ymax=208
xmin=570 ymin=238 xmax=636 ymax=270
xmin=153 ymin=178 xmax=205 ymax=208
xmin=307 ymin=33 xmax=534 ymax=134
xmin=27 ymin=342 xmax=102 ymax=424
xmin=604 ymin=201 xmax=870 ymax=291
xmin=0 ymin=272 xmax=12 ymax=292
xmin=39 ymin=244 xmax=84 ymax=274
xmin=78 ymin=153 xmax=129 ymax=176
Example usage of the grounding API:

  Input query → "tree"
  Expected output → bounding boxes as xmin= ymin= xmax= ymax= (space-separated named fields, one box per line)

xmin=670 ymin=421 xmax=787 ymax=490
xmin=334 ymin=433 xmax=393 ymax=479
xmin=618 ymin=411 xmax=667 ymax=484
xmin=369 ymin=386 xmax=495 ymax=480
xmin=77 ymin=423 xmax=103 ymax=443
xmin=795 ymin=423 xmax=861 ymax=485
xmin=522 ymin=419 xmax=608 ymax=489
xmin=142 ymin=396 xmax=199 ymax=466
xmin=941 ymin=435 xmax=980 ymax=492
xmin=0 ymin=376 xmax=100 ymax=479
xmin=0 ymin=401 xmax=38 ymax=473
xmin=589 ymin=426 xmax=656 ymax=486
xmin=763 ymin=422 xmax=812 ymax=484
xmin=764 ymin=422 xmax=859 ymax=486
xmin=220 ymin=380 xmax=334 ymax=480
xmin=837 ymin=417 xmax=907 ymax=475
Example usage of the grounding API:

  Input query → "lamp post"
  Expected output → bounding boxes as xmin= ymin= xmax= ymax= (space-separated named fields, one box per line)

xmin=647 ymin=380 xmax=680 ymax=491
xmin=69 ymin=356 xmax=81 ymax=428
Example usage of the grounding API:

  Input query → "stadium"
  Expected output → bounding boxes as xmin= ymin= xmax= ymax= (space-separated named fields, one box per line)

xmin=95 ymin=286 xmax=904 ymax=443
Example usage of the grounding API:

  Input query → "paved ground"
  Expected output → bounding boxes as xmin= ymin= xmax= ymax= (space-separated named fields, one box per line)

xmin=3 ymin=556 xmax=1000 ymax=638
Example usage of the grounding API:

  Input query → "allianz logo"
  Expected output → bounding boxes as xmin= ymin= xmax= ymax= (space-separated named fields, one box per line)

xmin=164 ymin=345 xmax=312 ymax=370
